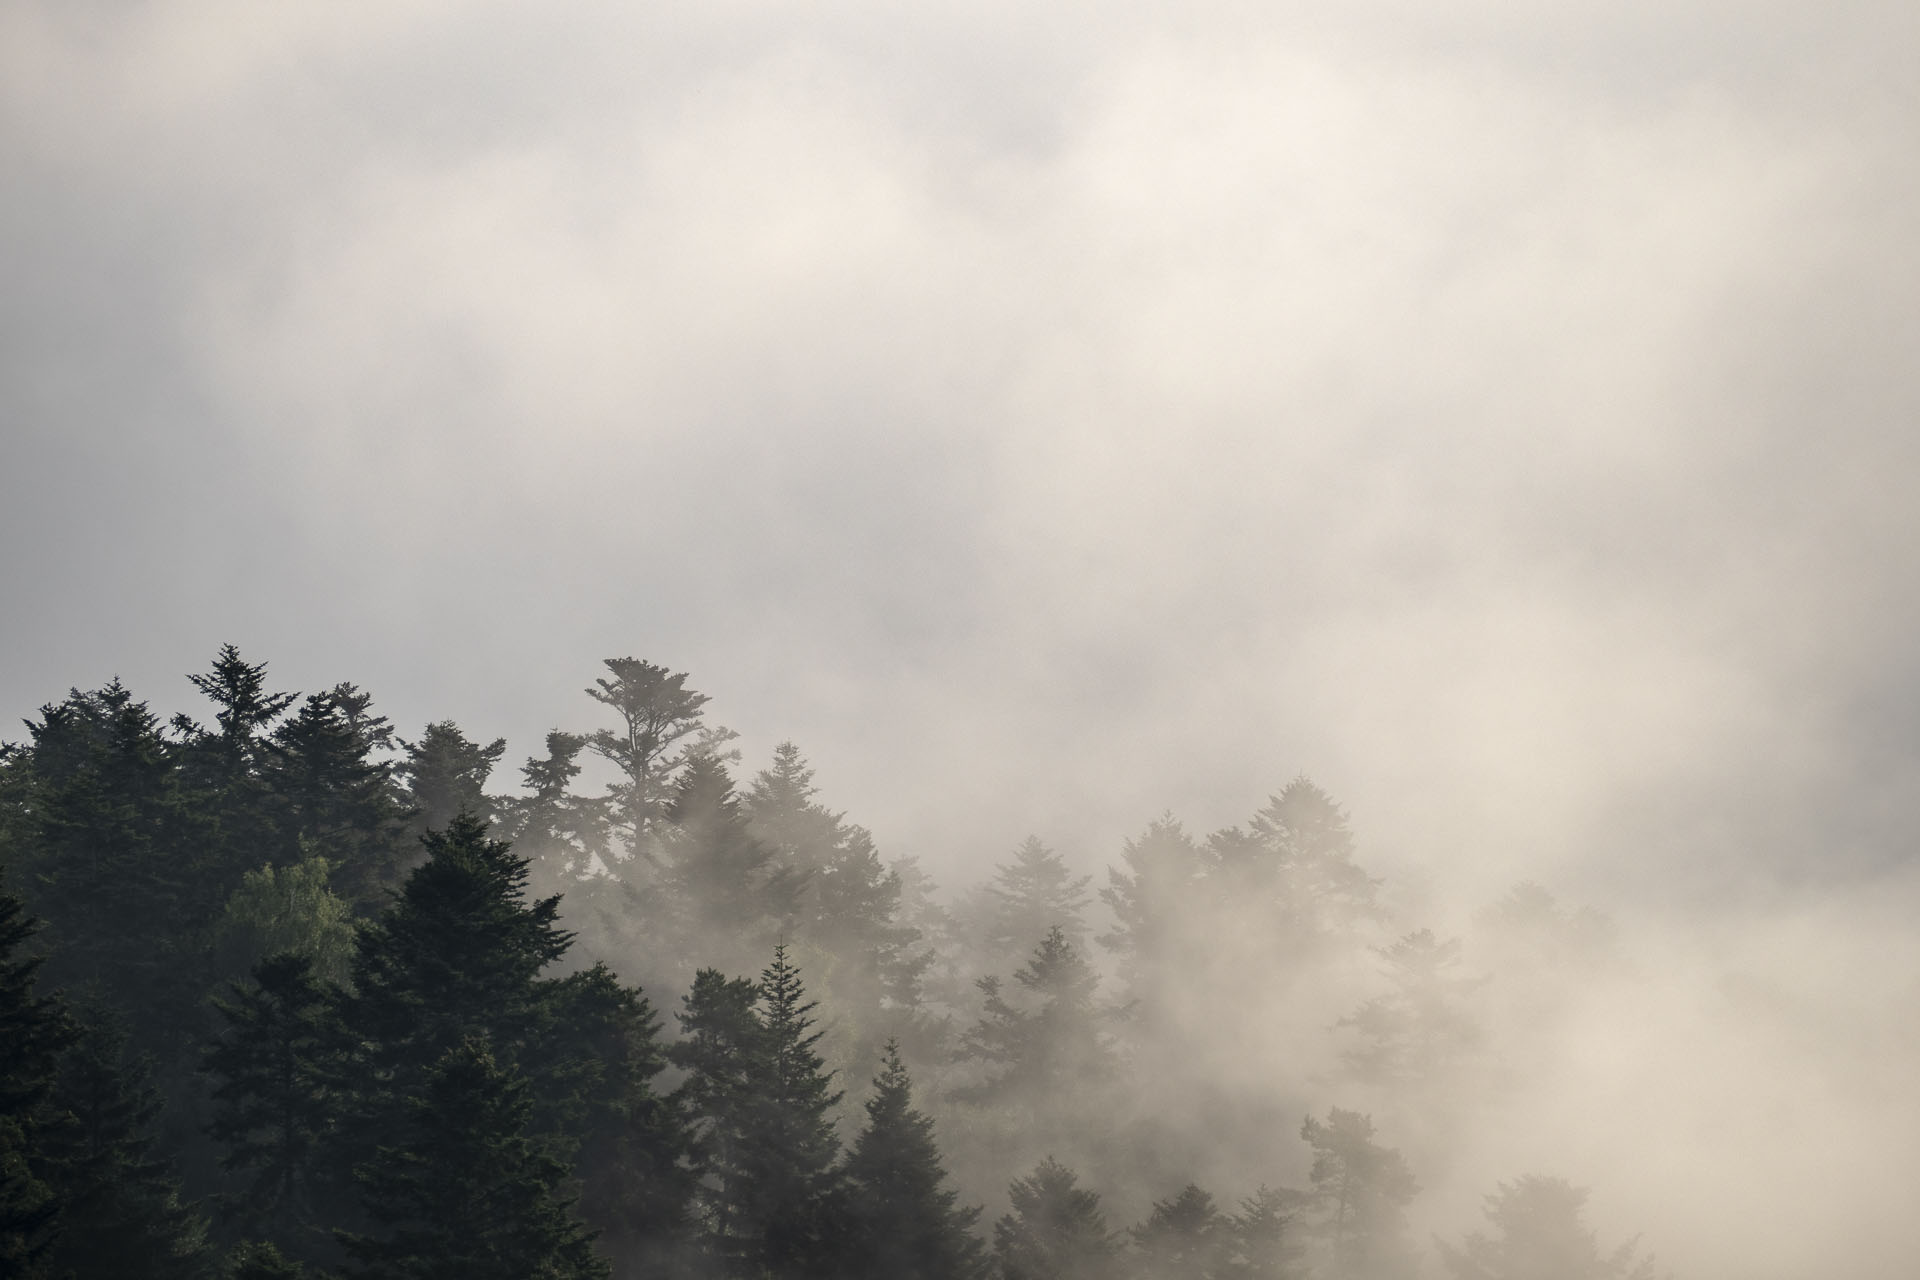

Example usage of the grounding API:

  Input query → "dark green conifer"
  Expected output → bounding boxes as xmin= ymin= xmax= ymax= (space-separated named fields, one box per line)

xmin=340 ymin=1036 xmax=606 ymax=1280
xmin=0 ymin=870 xmax=77 ymax=1276
xmin=267 ymin=685 xmax=408 ymax=912
xmin=842 ymin=1040 xmax=984 ymax=1280
xmin=396 ymin=721 xmax=506 ymax=837
xmin=203 ymin=953 xmax=337 ymax=1256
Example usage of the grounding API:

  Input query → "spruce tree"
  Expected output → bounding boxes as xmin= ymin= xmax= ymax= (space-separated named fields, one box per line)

xmin=991 ymin=1158 xmax=1117 ymax=1280
xmin=658 ymin=755 xmax=801 ymax=974
xmin=1221 ymin=1186 xmax=1306 ymax=1280
xmin=958 ymin=927 xmax=1110 ymax=1106
xmin=842 ymin=1040 xmax=984 ymax=1280
xmin=266 ymin=685 xmax=408 ymax=913
xmin=670 ymin=969 xmax=764 ymax=1274
xmin=339 ymin=1036 xmax=606 ymax=1280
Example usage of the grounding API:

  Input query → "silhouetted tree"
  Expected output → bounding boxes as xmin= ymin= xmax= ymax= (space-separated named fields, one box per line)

xmin=0 ymin=869 xmax=77 ymax=1276
xmin=339 ymin=1036 xmax=606 ymax=1280
xmin=842 ymin=1040 xmax=984 ymax=1280
xmin=266 ymin=685 xmax=407 ymax=913
xmin=585 ymin=659 xmax=721 ymax=866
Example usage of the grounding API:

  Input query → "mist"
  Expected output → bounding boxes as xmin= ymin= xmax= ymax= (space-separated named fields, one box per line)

xmin=3 ymin=2 xmax=1918 ymax=1277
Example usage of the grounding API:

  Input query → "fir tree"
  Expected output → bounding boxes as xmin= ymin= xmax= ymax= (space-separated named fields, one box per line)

xmin=498 ymin=732 xmax=602 ymax=896
xmin=659 ymin=754 xmax=801 ymax=971
xmin=670 ymin=969 xmax=764 ymax=1274
xmin=340 ymin=1036 xmax=607 ymax=1280
xmin=1221 ymin=1186 xmax=1306 ymax=1280
xmin=842 ymin=1040 xmax=985 ymax=1280
xmin=1337 ymin=930 xmax=1483 ymax=1085
xmin=992 ymin=1158 xmax=1117 ymax=1280
xmin=958 ymin=927 xmax=1110 ymax=1106
xmin=1098 ymin=816 xmax=1203 ymax=1027
xmin=745 ymin=946 xmax=845 ymax=1280
xmin=175 ymin=645 xmax=297 ymax=890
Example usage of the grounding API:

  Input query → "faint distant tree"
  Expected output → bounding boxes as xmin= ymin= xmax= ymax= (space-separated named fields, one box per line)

xmin=1436 ymin=1175 xmax=1664 ymax=1280
xmin=992 ymin=1158 xmax=1118 ymax=1280
xmin=1218 ymin=778 xmax=1379 ymax=940
xmin=1475 ymin=883 xmax=1616 ymax=971
xmin=1221 ymin=1185 xmax=1307 ymax=1280
xmin=1337 ymin=930 xmax=1483 ymax=1085
xmin=1098 ymin=816 xmax=1204 ymax=1025
xmin=983 ymin=838 xmax=1092 ymax=954
xmin=1300 ymin=1109 xmax=1418 ymax=1280
xmin=397 ymin=720 xmax=506 ymax=835
xmin=1129 ymin=1183 xmax=1228 ymax=1280
xmin=497 ymin=731 xmax=604 ymax=894
xmin=659 ymin=755 xmax=802 ymax=975
xmin=958 ymin=927 xmax=1112 ymax=1107
xmin=585 ymin=659 xmax=729 ymax=866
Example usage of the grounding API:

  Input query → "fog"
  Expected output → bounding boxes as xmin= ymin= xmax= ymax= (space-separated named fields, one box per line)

xmin=4 ymin=2 xmax=1918 ymax=1276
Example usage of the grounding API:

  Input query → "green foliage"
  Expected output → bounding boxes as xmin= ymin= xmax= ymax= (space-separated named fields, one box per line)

xmin=991 ymin=1158 xmax=1117 ymax=1280
xmin=340 ymin=1035 xmax=607 ymax=1280
xmin=213 ymin=855 xmax=356 ymax=988
xmin=843 ymin=1041 xmax=985 ymax=1280
xmin=1437 ymin=1176 xmax=1664 ymax=1280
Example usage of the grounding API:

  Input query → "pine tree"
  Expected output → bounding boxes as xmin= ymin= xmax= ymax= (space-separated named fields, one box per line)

xmin=842 ymin=1040 xmax=984 ymax=1280
xmin=1299 ymin=1110 xmax=1418 ymax=1280
xmin=1129 ymin=1184 xmax=1228 ymax=1280
xmin=992 ymin=1158 xmax=1117 ymax=1280
xmin=339 ymin=1035 xmax=607 ymax=1280
xmin=175 ymin=645 xmax=297 ymax=890
xmin=1436 ymin=1176 xmax=1663 ymax=1280
xmin=203 ymin=953 xmax=337 ymax=1257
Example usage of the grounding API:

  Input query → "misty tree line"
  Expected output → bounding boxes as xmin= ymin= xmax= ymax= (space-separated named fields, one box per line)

xmin=0 ymin=648 xmax=1667 ymax=1279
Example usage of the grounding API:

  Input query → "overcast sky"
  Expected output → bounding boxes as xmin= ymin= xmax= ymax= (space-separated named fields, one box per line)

xmin=4 ymin=0 xmax=1918 ymax=906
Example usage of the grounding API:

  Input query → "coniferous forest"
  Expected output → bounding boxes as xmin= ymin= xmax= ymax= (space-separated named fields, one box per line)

xmin=1 ymin=648 xmax=1673 ymax=1279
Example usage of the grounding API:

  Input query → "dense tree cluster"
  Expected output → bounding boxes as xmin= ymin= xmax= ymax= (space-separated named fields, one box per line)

xmin=0 ymin=649 xmax=1666 ymax=1278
